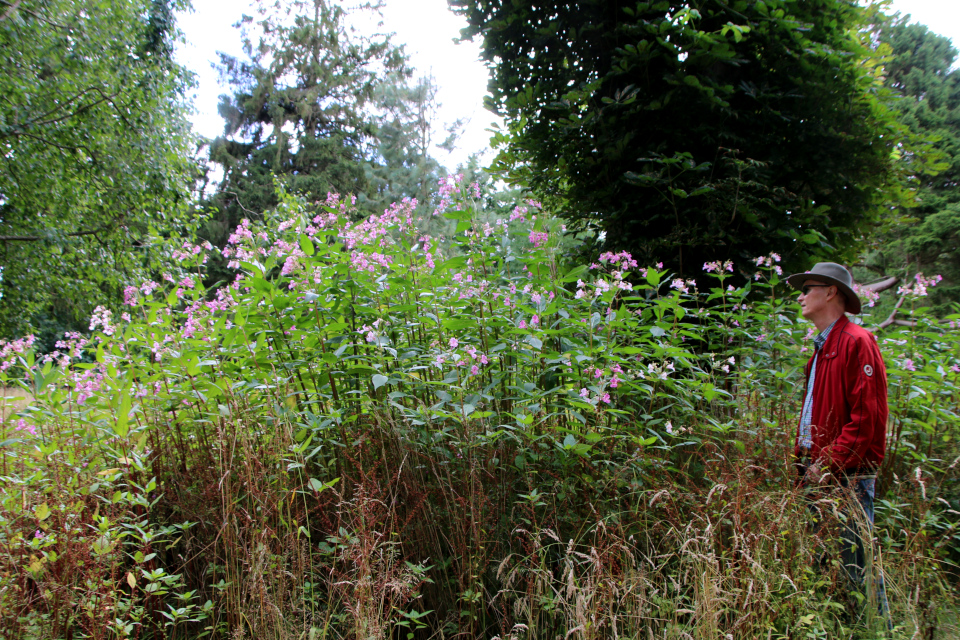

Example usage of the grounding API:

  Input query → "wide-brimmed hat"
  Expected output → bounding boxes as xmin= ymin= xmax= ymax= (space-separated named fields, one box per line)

xmin=785 ymin=262 xmax=861 ymax=314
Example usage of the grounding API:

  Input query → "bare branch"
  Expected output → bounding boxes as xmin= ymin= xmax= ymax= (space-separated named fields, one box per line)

xmin=861 ymin=276 xmax=899 ymax=294
xmin=17 ymin=131 xmax=101 ymax=164
xmin=0 ymin=227 xmax=108 ymax=242
xmin=873 ymin=294 xmax=908 ymax=331
xmin=893 ymin=318 xmax=918 ymax=327
xmin=0 ymin=0 xmax=67 ymax=28
xmin=0 ymin=0 xmax=22 ymax=22
xmin=2 ymin=87 xmax=127 ymax=139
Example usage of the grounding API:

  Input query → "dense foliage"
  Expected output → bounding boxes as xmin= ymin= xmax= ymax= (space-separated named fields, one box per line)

xmin=869 ymin=15 xmax=960 ymax=315
xmin=1 ymin=180 xmax=958 ymax=638
xmin=0 ymin=0 xmax=196 ymax=340
xmin=450 ymin=0 xmax=902 ymax=277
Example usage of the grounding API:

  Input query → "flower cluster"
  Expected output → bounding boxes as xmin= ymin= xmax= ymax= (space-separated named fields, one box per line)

xmin=71 ymin=366 xmax=106 ymax=405
xmin=13 ymin=419 xmax=36 ymax=436
xmin=341 ymin=198 xmax=415 ymax=250
xmin=598 ymin=251 xmax=639 ymax=269
xmin=528 ymin=231 xmax=549 ymax=248
xmin=172 ymin=240 xmax=213 ymax=263
xmin=433 ymin=174 xmax=479 ymax=217
xmin=0 ymin=335 xmax=36 ymax=372
xmin=509 ymin=199 xmax=542 ymax=223
xmin=853 ymin=283 xmax=881 ymax=308
xmin=575 ymin=363 xmax=627 ymax=405
xmin=433 ymin=339 xmax=492 ymax=375
xmin=644 ymin=361 xmax=675 ymax=380
xmin=703 ymin=260 xmax=734 ymax=274
xmin=89 ymin=306 xmax=116 ymax=336
xmin=670 ymin=278 xmax=696 ymax=294
xmin=753 ymin=253 xmax=782 ymax=277
xmin=575 ymin=252 xmax=640 ymax=299
xmin=898 ymin=273 xmax=943 ymax=298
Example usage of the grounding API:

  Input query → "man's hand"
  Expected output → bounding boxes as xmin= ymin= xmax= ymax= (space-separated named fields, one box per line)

xmin=804 ymin=460 xmax=827 ymax=484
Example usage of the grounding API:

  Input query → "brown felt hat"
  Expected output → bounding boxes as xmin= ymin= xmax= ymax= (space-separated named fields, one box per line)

xmin=785 ymin=262 xmax=861 ymax=315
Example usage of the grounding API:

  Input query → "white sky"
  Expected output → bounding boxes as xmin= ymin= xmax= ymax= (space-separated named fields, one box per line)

xmin=175 ymin=0 xmax=960 ymax=172
xmin=176 ymin=0 xmax=496 ymax=170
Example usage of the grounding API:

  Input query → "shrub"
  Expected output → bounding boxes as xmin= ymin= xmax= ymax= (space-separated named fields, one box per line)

xmin=1 ymin=178 xmax=958 ymax=638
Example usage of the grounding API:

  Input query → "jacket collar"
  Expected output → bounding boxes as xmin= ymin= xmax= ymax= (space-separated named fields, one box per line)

xmin=819 ymin=314 xmax=849 ymax=353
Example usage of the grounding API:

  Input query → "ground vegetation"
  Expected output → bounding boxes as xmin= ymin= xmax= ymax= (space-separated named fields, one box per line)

xmin=1 ymin=181 xmax=957 ymax=638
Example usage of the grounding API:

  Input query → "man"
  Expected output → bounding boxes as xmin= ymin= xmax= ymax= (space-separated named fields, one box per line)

xmin=786 ymin=261 xmax=889 ymax=622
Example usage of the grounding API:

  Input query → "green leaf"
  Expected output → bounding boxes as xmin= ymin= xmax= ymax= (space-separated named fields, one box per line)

xmin=35 ymin=503 xmax=51 ymax=521
xmin=372 ymin=374 xmax=388 ymax=390
xmin=299 ymin=234 xmax=315 ymax=256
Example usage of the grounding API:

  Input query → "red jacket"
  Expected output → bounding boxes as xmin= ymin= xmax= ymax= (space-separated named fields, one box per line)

xmin=794 ymin=315 xmax=888 ymax=473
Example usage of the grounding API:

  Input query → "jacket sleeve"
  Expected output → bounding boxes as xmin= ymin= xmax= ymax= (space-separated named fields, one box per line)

xmin=824 ymin=334 xmax=887 ymax=472
xmin=794 ymin=356 xmax=813 ymax=456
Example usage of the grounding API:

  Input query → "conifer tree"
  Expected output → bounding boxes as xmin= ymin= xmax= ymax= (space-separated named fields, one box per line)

xmin=872 ymin=16 xmax=960 ymax=312
xmin=203 ymin=0 xmax=407 ymax=278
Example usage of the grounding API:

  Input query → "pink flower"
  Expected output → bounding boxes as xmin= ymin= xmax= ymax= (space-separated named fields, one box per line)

xmin=529 ymin=231 xmax=549 ymax=248
xmin=519 ymin=320 xmax=527 ymax=329
xmin=123 ymin=286 xmax=138 ymax=306
xmin=15 ymin=419 xmax=36 ymax=436
xmin=449 ymin=338 xmax=459 ymax=348
xmin=470 ymin=365 xmax=479 ymax=376
xmin=601 ymin=393 xmax=611 ymax=404
xmin=950 ymin=364 xmax=960 ymax=373
xmin=703 ymin=260 xmax=734 ymax=274
xmin=598 ymin=251 xmax=638 ymax=269
xmin=903 ymin=359 xmax=916 ymax=372
xmin=579 ymin=388 xmax=590 ymax=398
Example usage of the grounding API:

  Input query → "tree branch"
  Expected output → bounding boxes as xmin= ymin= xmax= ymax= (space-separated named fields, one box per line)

xmin=861 ymin=276 xmax=899 ymax=293
xmin=2 ymin=87 xmax=128 ymax=139
xmin=17 ymin=131 xmax=101 ymax=164
xmin=0 ymin=0 xmax=21 ymax=22
xmin=0 ymin=227 xmax=107 ymax=242
xmin=873 ymin=294 xmax=908 ymax=331
xmin=0 ymin=0 xmax=67 ymax=28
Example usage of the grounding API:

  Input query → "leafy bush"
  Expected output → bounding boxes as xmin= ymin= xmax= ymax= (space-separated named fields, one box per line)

xmin=1 ymin=178 xmax=958 ymax=638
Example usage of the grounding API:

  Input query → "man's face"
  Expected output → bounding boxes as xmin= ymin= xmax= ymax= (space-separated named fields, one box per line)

xmin=798 ymin=279 xmax=835 ymax=321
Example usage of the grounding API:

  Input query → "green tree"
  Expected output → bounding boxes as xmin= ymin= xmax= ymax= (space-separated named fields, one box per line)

xmin=362 ymin=72 xmax=461 ymax=217
xmin=203 ymin=0 xmax=407 ymax=282
xmin=451 ymin=0 xmax=902 ymax=275
xmin=0 ymin=0 xmax=196 ymax=341
xmin=867 ymin=15 xmax=960 ymax=313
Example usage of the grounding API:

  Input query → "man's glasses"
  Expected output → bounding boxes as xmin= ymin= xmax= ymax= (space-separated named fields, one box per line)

xmin=800 ymin=284 xmax=830 ymax=295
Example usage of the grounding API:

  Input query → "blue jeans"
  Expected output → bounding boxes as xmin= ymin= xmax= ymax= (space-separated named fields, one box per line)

xmin=808 ymin=476 xmax=891 ymax=627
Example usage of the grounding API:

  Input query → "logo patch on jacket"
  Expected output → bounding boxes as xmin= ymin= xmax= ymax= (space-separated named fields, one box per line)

xmin=863 ymin=364 xmax=874 ymax=377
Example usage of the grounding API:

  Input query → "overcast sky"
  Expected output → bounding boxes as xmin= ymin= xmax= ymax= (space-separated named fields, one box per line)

xmin=175 ymin=0 xmax=960 ymax=171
